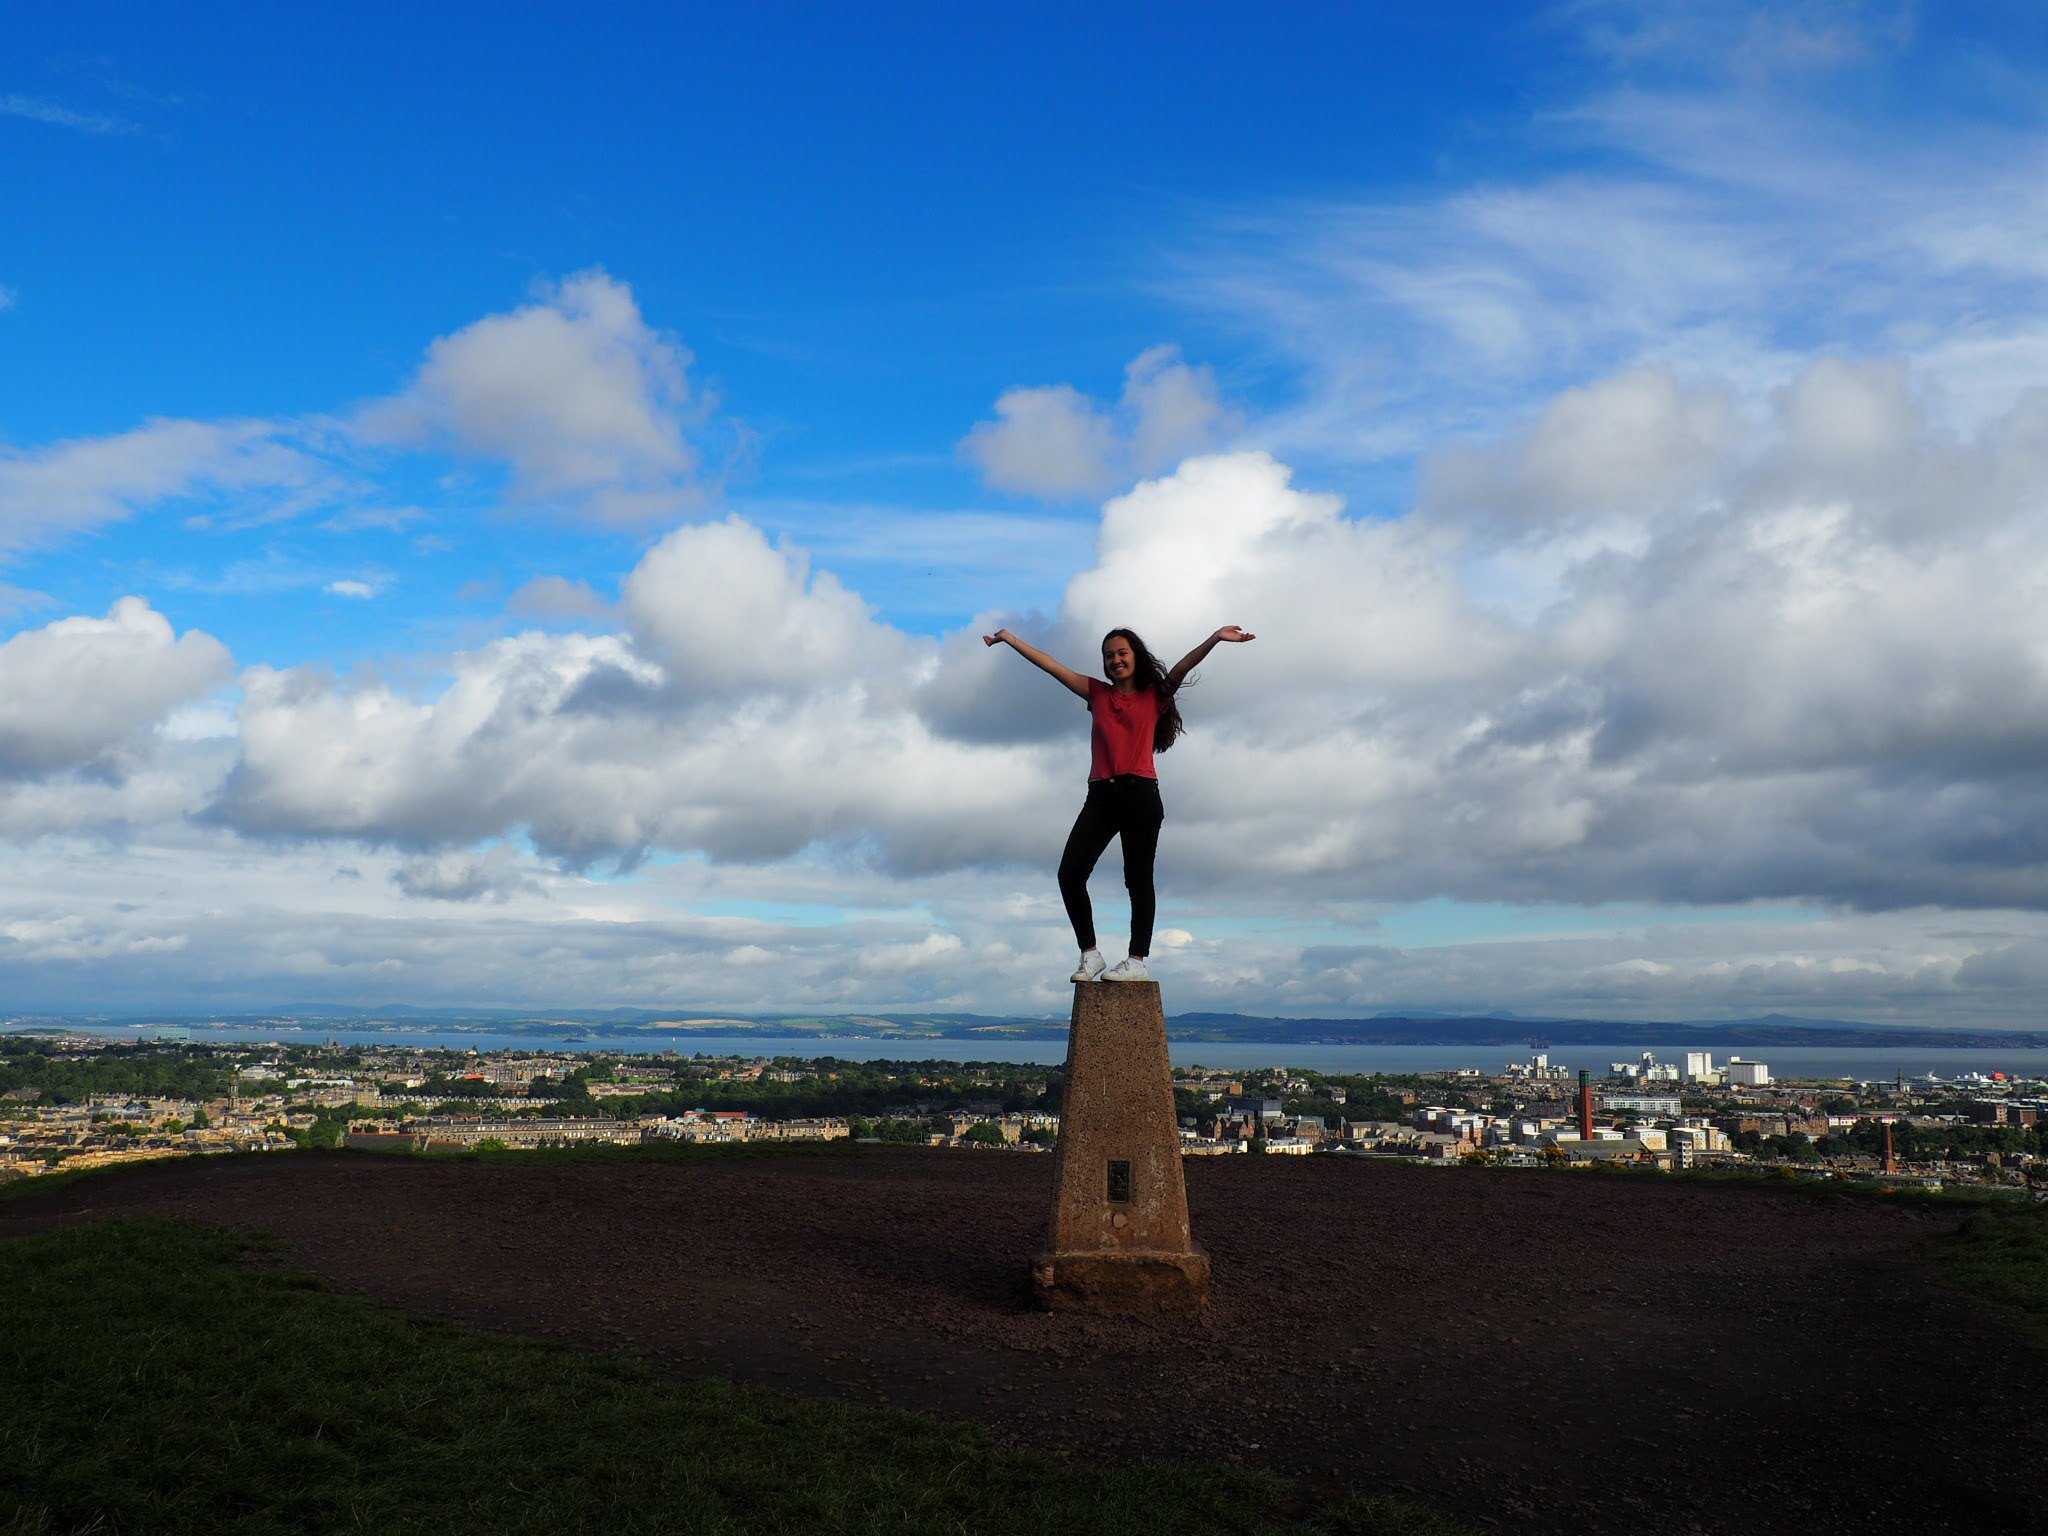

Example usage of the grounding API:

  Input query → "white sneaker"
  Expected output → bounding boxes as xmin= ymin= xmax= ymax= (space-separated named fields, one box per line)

xmin=1069 ymin=950 xmax=1107 ymax=983
xmin=1102 ymin=956 xmax=1149 ymax=982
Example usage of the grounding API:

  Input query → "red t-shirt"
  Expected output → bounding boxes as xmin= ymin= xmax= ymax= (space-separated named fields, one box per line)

xmin=1087 ymin=678 xmax=1160 ymax=780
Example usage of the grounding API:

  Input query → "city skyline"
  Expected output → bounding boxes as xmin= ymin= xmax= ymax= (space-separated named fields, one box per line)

xmin=8 ymin=3 xmax=2048 ymax=1024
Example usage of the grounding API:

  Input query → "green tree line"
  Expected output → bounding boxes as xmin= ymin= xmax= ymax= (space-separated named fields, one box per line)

xmin=1729 ymin=1118 xmax=2042 ymax=1163
xmin=0 ymin=1041 xmax=231 ymax=1106
xmin=1824 ymin=1117 xmax=2043 ymax=1162
xmin=517 ymin=1058 xmax=1056 ymax=1123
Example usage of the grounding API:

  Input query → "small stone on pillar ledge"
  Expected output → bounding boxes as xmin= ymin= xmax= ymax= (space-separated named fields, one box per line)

xmin=1030 ymin=980 xmax=1210 ymax=1314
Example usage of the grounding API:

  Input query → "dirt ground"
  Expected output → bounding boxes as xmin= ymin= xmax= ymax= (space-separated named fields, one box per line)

xmin=5 ymin=1149 xmax=2040 ymax=1534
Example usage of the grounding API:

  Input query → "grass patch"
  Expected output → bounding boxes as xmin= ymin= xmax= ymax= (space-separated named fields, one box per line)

xmin=1940 ymin=1199 xmax=2048 ymax=1346
xmin=0 ymin=1218 xmax=1464 ymax=1535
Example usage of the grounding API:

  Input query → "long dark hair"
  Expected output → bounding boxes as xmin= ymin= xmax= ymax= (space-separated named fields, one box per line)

xmin=1103 ymin=627 xmax=1185 ymax=754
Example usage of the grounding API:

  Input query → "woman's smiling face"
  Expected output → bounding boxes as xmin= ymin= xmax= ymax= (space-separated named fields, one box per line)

xmin=1102 ymin=635 xmax=1136 ymax=686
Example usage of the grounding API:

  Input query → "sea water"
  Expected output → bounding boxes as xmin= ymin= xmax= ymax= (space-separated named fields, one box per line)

xmin=8 ymin=1022 xmax=2046 ymax=1083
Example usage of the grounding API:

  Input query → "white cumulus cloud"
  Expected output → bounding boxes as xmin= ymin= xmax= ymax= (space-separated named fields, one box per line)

xmin=961 ymin=345 xmax=1240 ymax=500
xmin=357 ymin=270 xmax=707 ymax=523
xmin=0 ymin=598 xmax=232 ymax=777
xmin=393 ymin=846 xmax=533 ymax=903
xmin=621 ymin=515 xmax=903 ymax=695
xmin=509 ymin=575 xmax=613 ymax=622
xmin=198 ymin=343 xmax=2048 ymax=930
xmin=207 ymin=590 xmax=1045 ymax=872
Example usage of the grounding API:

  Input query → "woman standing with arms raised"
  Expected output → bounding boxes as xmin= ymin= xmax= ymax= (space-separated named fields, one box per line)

xmin=983 ymin=623 xmax=1255 ymax=982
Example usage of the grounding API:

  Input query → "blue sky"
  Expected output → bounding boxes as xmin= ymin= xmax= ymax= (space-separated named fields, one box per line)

xmin=8 ymin=1 xmax=2048 ymax=1023
xmin=7 ymin=3 xmax=1553 ymax=655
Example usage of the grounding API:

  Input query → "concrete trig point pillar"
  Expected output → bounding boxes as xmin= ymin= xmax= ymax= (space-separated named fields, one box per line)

xmin=1030 ymin=981 xmax=1210 ymax=1313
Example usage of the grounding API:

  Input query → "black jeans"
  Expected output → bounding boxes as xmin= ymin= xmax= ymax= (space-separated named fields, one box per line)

xmin=1058 ymin=775 xmax=1164 ymax=958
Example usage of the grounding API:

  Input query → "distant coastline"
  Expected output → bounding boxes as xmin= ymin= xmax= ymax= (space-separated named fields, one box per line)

xmin=6 ymin=1007 xmax=2045 ymax=1052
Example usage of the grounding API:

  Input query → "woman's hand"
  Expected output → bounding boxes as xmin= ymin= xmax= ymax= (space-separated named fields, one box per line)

xmin=1167 ymin=625 xmax=1254 ymax=689
xmin=983 ymin=629 xmax=1090 ymax=697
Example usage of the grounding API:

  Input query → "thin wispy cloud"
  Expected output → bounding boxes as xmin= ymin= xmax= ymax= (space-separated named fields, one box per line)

xmin=1556 ymin=0 xmax=1918 ymax=79
xmin=1173 ymin=90 xmax=2048 ymax=473
xmin=0 ymin=420 xmax=328 ymax=561
xmin=0 ymin=92 xmax=137 ymax=135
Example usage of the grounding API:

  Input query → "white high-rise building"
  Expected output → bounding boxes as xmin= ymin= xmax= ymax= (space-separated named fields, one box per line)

xmin=1723 ymin=1058 xmax=1771 ymax=1087
xmin=1683 ymin=1051 xmax=1716 ymax=1082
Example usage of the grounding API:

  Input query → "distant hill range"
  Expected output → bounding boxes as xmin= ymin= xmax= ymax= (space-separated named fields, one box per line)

xmin=26 ymin=1004 xmax=2048 ymax=1051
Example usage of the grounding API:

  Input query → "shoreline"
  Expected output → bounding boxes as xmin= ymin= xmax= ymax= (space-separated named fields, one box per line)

xmin=9 ymin=1022 xmax=2048 ymax=1084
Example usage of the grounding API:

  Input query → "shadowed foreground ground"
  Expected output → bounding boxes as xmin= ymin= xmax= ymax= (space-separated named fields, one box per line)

xmin=5 ymin=1149 xmax=2039 ymax=1534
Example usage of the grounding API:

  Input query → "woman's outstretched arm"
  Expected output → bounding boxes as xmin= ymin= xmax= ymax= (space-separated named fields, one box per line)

xmin=983 ymin=629 xmax=1092 ymax=700
xmin=1166 ymin=625 xmax=1256 ymax=690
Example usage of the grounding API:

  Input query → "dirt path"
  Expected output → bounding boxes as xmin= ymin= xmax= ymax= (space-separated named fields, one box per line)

xmin=6 ymin=1150 xmax=2039 ymax=1534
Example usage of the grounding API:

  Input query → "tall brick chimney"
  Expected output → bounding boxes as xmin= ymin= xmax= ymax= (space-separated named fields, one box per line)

xmin=1577 ymin=1069 xmax=1594 ymax=1141
xmin=1882 ymin=1120 xmax=1896 ymax=1173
